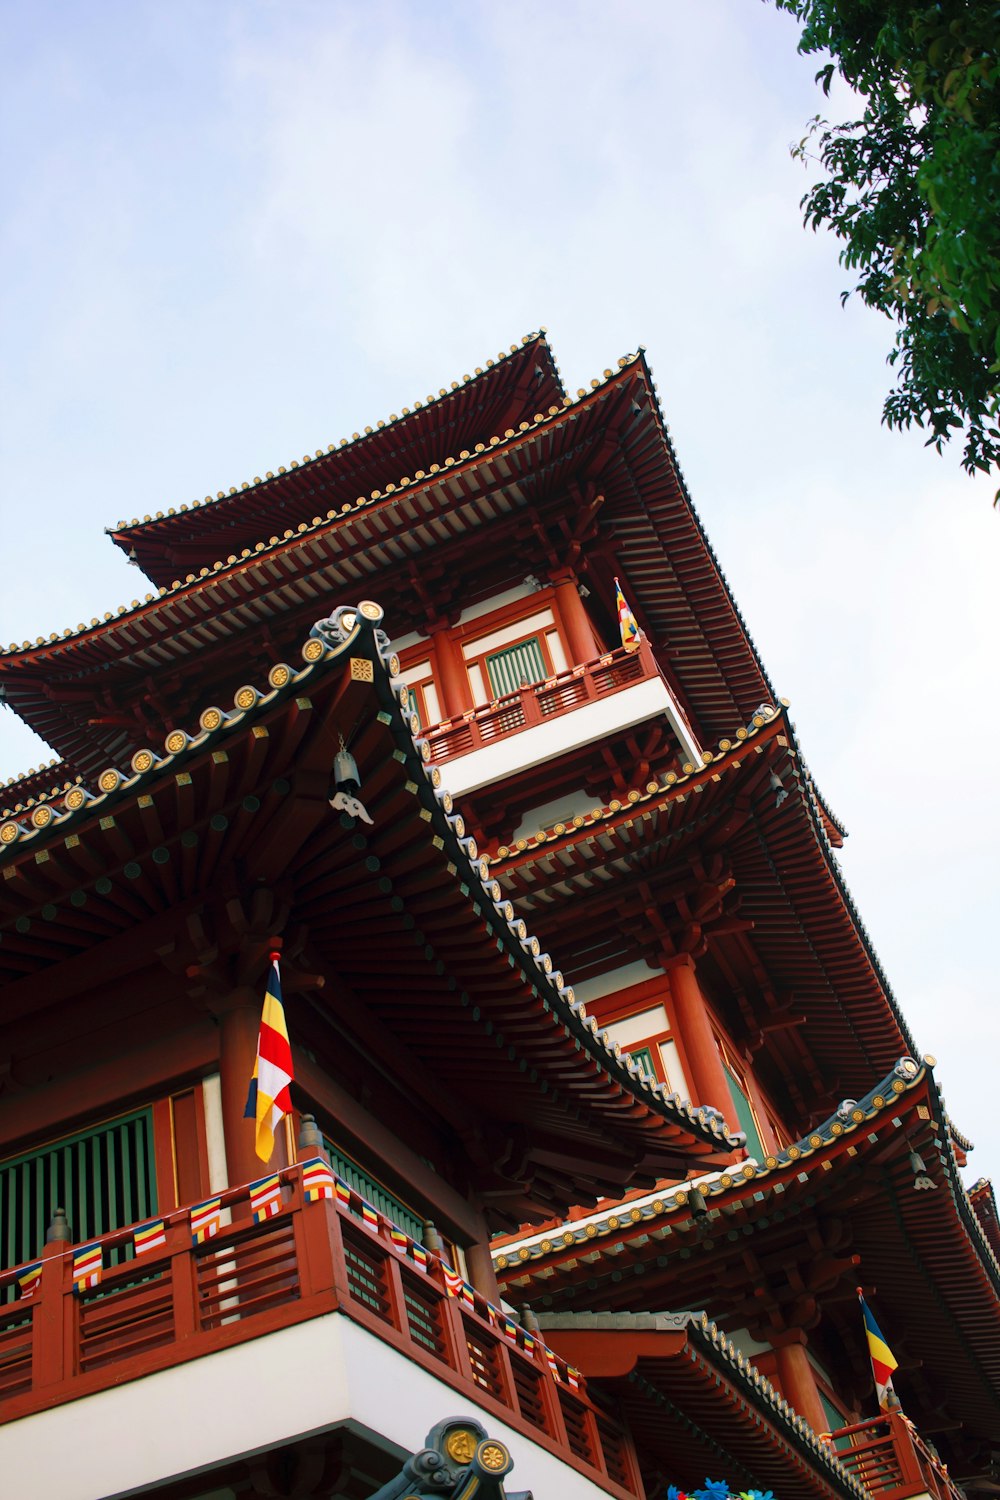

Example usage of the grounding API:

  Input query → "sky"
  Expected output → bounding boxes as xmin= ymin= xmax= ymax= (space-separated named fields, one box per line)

xmin=1 ymin=1 xmax=997 ymax=1170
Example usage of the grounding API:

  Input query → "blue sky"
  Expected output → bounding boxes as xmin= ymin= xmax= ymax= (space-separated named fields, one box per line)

xmin=1 ymin=1 xmax=997 ymax=1167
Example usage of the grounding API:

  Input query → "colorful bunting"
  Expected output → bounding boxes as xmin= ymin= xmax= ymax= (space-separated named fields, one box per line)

xmin=244 ymin=953 xmax=294 ymax=1164
xmin=72 ymin=1243 xmax=103 ymax=1295
xmin=301 ymin=1159 xmax=335 ymax=1201
xmin=190 ymin=1196 xmax=223 ymax=1245
xmin=133 ymin=1218 xmax=167 ymax=1256
xmin=249 ymin=1173 xmax=283 ymax=1224
xmin=15 ymin=1261 xmax=42 ymax=1300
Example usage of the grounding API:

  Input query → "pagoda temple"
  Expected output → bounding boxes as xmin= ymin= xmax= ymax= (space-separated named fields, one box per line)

xmin=0 ymin=334 xmax=996 ymax=1500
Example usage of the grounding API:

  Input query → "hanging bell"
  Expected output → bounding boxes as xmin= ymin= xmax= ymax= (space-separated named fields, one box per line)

xmin=334 ymin=746 xmax=360 ymax=796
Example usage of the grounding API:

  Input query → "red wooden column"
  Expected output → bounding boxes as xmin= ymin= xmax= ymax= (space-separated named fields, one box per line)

xmin=551 ymin=571 xmax=598 ymax=666
xmin=772 ymin=1332 xmax=830 ymax=1435
xmin=429 ymin=624 xmax=474 ymax=719
xmin=667 ymin=958 xmax=735 ymax=1126
xmin=465 ymin=1237 xmax=502 ymax=1303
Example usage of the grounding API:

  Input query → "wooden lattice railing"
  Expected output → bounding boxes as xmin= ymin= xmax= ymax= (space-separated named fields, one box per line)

xmin=0 ymin=1165 xmax=639 ymax=1498
xmin=825 ymin=1412 xmax=965 ymax=1500
xmin=423 ymin=640 xmax=671 ymax=763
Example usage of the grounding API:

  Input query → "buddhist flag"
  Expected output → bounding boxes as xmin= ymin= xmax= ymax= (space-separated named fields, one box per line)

xmin=249 ymin=1173 xmax=283 ymax=1223
xmin=301 ymin=1159 xmax=335 ymax=1201
xmin=190 ymin=1196 xmax=223 ymax=1245
xmin=16 ymin=1262 xmax=42 ymax=1300
xmin=388 ymin=1226 xmax=409 ymax=1254
xmin=72 ymin=1243 xmax=103 ymax=1295
xmin=360 ymin=1200 xmax=379 ymax=1231
xmin=133 ymin=1218 xmax=167 ymax=1256
xmin=334 ymin=1177 xmax=352 ymax=1208
xmin=860 ymin=1294 xmax=899 ymax=1411
xmin=615 ymin=578 xmax=640 ymax=652
xmin=244 ymin=953 xmax=294 ymax=1164
xmin=410 ymin=1241 xmax=429 ymax=1272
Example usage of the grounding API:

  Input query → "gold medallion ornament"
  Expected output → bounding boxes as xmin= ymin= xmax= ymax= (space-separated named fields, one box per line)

xmin=301 ymin=637 xmax=325 ymax=662
xmin=444 ymin=1429 xmax=477 ymax=1465
xmin=31 ymin=805 xmax=53 ymax=828
xmin=131 ymin=750 xmax=154 ymax=774
xmin=268 ymin=664 xmax=291 ymax=689
xmin=199 ymin=707 xmax=223 ymax=732
xmin=64 ymin=787 xmax=87 ymax=811
xmin=388 ymin=653 xmax=400 ymax=675
xmin=358 ymin=599 xmax=383 ymax=622
xmin=234 ymin=685 xmax=257 ymax=710
xmin=0 ymin=821 xmax=20 ymax=844
xmin=164 ymin=730 xmax=187 ymax=755
xmin=477 ymin=1441 xmax=509 ymax=1473
xmin=98 ymin=769 xmax=121 ymax=794
xmin=349 ymin=657 xmax=374 ymax=682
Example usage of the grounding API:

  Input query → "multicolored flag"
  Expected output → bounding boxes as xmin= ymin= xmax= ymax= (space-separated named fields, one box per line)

xmin=360 ymin=1200 xmax=379 ymax=1231
xmin=190 ymin=1196 xmax=223 ymax=1245
xmin=72 ymin=1243 xmax=103 ymax=1295
xmin=15 ymin=1261 xmax=42 ymax=1300
xmin=334 ymin=1177 xmax=352 ymax=1208
xmin=244 ymin=953 xmax=294 ymax=1164
xmin=301 ymin=1158 xmax=335 ymax=1201
xmin=566 ymin=1365 xmax=582 ymax=1390
xmin=249 ymin=1173 xmax=283 ymax=1223
xmin=859 ymin=1293 xmax=899 ymax=1411
xmin=410 ymin=1241 xmax=429 ymax=1272
xmin=543 ymin=1344 xmax=562 ymax=1381
xmin=442 ymin=1264 xmax=465 ymax=1299
xmin=388 ymin=1226 xmax=409 ymax=1254
xmin=615 ymin=577 xmax=640 ymax=653
xmin=133 ymin=1218 xmax=167 ymax=1256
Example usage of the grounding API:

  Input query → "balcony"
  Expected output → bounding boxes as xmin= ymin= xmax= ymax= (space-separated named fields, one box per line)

xmin=424 ymin=640 xmax=702 ymax=798
xmin=0 ymin=1165 xmax=638 ymax=1500
xmin=825 ymin=1413 xmax=965 ymax=1500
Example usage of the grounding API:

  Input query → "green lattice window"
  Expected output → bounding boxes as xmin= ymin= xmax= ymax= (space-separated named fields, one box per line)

xmin=630 ymin=1046 xmax=658 ymax=1081
xmin=0 ymin=1108 xmax=157 ymax=1297
xmin=485 ymin=636 xmax=546 ymax=697
xmin=322 ymin=1135 xmax=425 ymax=1244
xmin=723 ymin=1065 xmax=766 ymax=1161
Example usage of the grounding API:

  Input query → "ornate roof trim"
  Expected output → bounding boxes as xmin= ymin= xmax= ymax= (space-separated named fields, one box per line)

xmin=0 ymin=600 xmax=742 ymax=1158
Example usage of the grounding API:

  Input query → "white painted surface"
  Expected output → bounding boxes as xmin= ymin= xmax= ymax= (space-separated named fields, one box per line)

xmin=438 ymin=677 xmax=677 ymax=798
xmin=455 ymin=582 xmax=539 ymax=628
xmin=399 ymin=657 xmax=432 ymax=686
xmin=1 ymin=1314 xmax=613 ymax=1500
xmin=659 ymin=1039 xmax=690 ymax=1100
xmin=572 ymin=960 xmax=660 ymax=1004
xmin=201 ymin=1074 xmax=228 ymax=1193
xmin=509 ymin=787 xmax=594 ymax=842
xmin=460 ymin=607 xmax=555 ymax=660
xmin=605 ymin=1006 xmax=669 ymax=1049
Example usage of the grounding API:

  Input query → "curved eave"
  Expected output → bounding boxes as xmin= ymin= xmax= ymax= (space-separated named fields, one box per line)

xmin=490 ymin=708 xmax=915 ymax=1090
xmin=108 ymin=334 xmax=566 ymax=587
xmin=3 ymin=349 xmax=777 ymax=767
xmin=0 ymin=605 xmax=738 ymax=1207
xmin=539 ymin=1311 xmax=865 ymax=1500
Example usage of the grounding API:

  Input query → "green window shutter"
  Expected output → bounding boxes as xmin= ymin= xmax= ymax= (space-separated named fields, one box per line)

xmin=819 ymin=1389 xmax=851 ymax=1446
xmin=406 ymin=687 xmax=422 ymax=728
xmin=485 ymin=637 xmax=546 ymax=697
xmin=322 ymin=1135 xmax=426 ymax=1245
xmin=723 ymin=1066 xmax=766 ymax=1161
xmin=0 ymin=1108 xmax=156 ymax=1298
xmin=630 ymin=1046 xmax=657 ymax=1081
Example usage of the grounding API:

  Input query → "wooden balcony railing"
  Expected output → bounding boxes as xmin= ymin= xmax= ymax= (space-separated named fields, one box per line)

xmin=0 ymin=1165 xmax=639 ymax=1498
xmin=424 ymin=640 xmax=667 ymax=763
xmin=825 ymin=1412 xmax=965 ymax=1500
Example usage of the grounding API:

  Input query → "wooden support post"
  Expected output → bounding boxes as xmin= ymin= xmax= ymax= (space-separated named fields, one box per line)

xmin=551 ymin=572 xmax=598 ymax=666
xmin=772 ymin=1334 xmax=830 ymax=1436
xmin=668 ymin=958 xmax=735 ymax=1127
xmin=429 ymin=625 xmax=474 ymax=719
xmin=465 ymin=1236 xmax=502 ymax=1303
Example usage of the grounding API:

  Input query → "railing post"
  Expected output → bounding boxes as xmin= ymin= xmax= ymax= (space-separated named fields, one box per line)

xmin=170 ymin=1221 xmax=200 ymax=1344
xmin=31 ymin=1224 xmax=69 ymax=1389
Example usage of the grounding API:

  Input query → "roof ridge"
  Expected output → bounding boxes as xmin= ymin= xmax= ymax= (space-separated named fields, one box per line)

xmin=107 ymin=331 xmax=564 ymax=538
xmin=3 ymin=356 xmax=641 ymax=660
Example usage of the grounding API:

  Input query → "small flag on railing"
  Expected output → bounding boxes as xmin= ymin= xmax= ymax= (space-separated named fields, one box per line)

xmin=442 ymin=1264 xmax=465 ymax=1299
xmin=334 ymin=1177 xmax=352 ymax=1208
xmin=410 ymin=1241 xmax=429 ymax=1272
xmin=859 ymin=1292 xmax=900 ymax=1412
xmin=249 ymin=1173 xmax=283 ymax=1224
xmin=133 ymin=1218 xmax=167 ymax=1256
xmin=190 ymin=1196 xmax=223 ymax=1245
xmin=521 ymin=1330 xmax=536 ymax=1353
xmin=244 ymin=952 xmax=294 ymax=1164
xmin=15 ymin=1262 xmax=42 ymax=1300
xmin=498 ymin=1314 xmax=520 ymax=1345
xmin=388 ymin=1226 xmax=409 ymax=1253
xmin=615 ymin=577 xmax=641 ymax=653
xmin=301 ymin=1159 xmax=335 ymax=1201
xmin=544 ymin=1345 xmax=562 ymax=1381
xmin=566 ymin=1365 xmax=582 ymax=1390
xmin=72 ymin=1243 xmax=103 ymax=1295
xmin=360 ymin=1200 xmax=379 ymax=1231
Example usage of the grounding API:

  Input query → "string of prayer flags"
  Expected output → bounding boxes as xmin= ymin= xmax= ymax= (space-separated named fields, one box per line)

xmin=190 ymin=1196 xmax=223 ymax=1245
xmin=249 ymin=1173 xmax=283 ymax=1224
xmin=133 ymin=1218 xmax=167 ymax=1256
xmin=301 ymin=1159 xmax=335 ymax=1201
xmin=72 ymin=1243 xmax=103 ymax=1295
xmin=16 ymin=1262 xmax=42 ymax=1300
